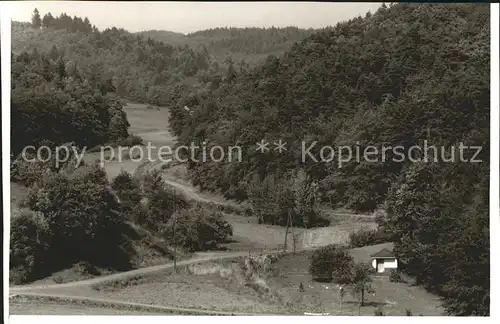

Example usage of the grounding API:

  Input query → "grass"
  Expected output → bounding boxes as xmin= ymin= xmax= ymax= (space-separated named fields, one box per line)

xmin=123 ymin=102 xmax=172 ymax=138
xmin=89 ymin=244 xmax=444 ymax=316
xmin=262 ymin=244 xmax=444 ymax=316
xmin=10 ymin=293 xmax=258 ymax=315
xmin=89 ymin=258 xmax=288 ymax=314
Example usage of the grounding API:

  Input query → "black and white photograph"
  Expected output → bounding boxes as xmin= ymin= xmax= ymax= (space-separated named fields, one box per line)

xmin=2 ymin=0 xmax=498 ymax=319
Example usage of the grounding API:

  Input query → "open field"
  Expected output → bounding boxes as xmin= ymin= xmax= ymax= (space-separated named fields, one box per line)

xmin=85 ymin=243 xmax=443 ymax=316
xmin=82 ymin=102 xmax=174 ymax=180
xmin=123 ymin=102 xmax=172 ymax=136
xmin=263 ymin=244 xmax=444 ymax=316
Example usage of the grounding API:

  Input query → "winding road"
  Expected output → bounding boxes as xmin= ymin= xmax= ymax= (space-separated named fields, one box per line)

xmin=10 ymin=156 xmax=286 ymax=315
xmin=10 ymin=104 xmax=375 ymax=315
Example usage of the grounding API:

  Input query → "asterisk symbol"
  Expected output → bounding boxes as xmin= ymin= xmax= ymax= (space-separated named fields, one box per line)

xmin=274 ymin=139 xmax=287 ymax=153
xmin=255 ymin=139 xmax=269 ymax=153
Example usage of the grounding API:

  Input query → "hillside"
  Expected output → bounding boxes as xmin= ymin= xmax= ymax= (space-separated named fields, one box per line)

xmin=139 ymin=27 xmax=317 ymax=66
xmin=169 ymin=3 xmax=489 ymax=210
xmin=13 ymin=16 xmax=316 ymax=108
xmin=167 ymin=3 xmax=490 ymax=315
xmin=12 ymin=18 xmax=211 ymax=107
xmin=9 ymin=11 xmax=235 ymax=288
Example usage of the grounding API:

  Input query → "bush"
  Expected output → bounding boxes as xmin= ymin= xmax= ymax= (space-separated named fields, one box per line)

xmin=163 ymin=204 xmax=233 ymax=251
xmin=11 ymin=153 xmax=50 ymax=186
xmin=389 ymin=269 xmax=404 ymax=283
xmin=115 ymin=134 xmax=144 ymax=147
xmin=139 ymin=185 xmax=189 ymax=232
xmin=23 ymin=166 xmax=133 ymax=271
xmin=111 ymin=170 xmax=142 ymax=221
xmin=72 ymin=260 xmax=100 ymax=277
xmin=348 ymin=228 xmax=390 ymax=248
xmin=247 ymin=172 xmax=328 ymax=228
xmin=10 ymin=209 xmax=52 ymax=284
xmin=309 ymin=245 xmax=354 ymax=282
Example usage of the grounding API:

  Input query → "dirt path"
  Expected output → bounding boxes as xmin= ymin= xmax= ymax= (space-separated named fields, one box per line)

xmin=10 ymin=293 xmax=279 ymax=315
xmin=163 ymin=178 xmax=211 ymax=202
xmin=9 ymin=250 xmax=286 ymax=315
xmin=10 ymin=103 xmax=374 ymax=315
xmin=10 ymin=251 xmax=249 ymax=294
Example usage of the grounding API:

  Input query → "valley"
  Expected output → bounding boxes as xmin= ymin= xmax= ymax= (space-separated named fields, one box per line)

xmin=9 ymin=3 xmax=490 ymax=316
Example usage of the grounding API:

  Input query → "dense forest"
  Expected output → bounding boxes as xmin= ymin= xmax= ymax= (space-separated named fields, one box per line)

xmin=167 ymin=3 xmax=490 ymax=315
xmin=11 ymin=49 xmax=130 ymax=154
xmin=13 ymin=12 xmax=315 ymax=108
xmin=13 ymin=16 xmax=210 ymax=107
xmin=140 ymin=27 xmax=317 ymax=66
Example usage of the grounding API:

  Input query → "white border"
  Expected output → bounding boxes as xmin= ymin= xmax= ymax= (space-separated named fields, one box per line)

xmin=1 ymin=1 xmax=12 ymax=323
xmin=1 ymin=2 xmax=499 ymax=324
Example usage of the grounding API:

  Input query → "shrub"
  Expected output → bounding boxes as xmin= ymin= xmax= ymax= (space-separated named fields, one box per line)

xmin=111 ymin=170 xmax=142 ymax=221
xmin=10 ymin=208 xmax=52 ymax=284
xmin=73 ymin=260 xmax=100 ymax=277
xmin=10 ymin=153 xmax=50 ymax=186
xmin=23 ymin=166 xmax=133 ymax=271
xmin=139 ymin=185 xmax=189 ymax=232
xmin=309 ymin=244 xmax=354 ymax=282
xmin=247 ymin=172 xmax=328 ymax=228
xmin=389 ymin=269 xmax=403 ymax=283
xmin=115 ymin=134 xmax=144 ymax=147
xmin=348 ymin=228 xmax=390 ymax=248
xmin=163 ymin=204 xmax=233 ymax=251
xmin=53 ymin=275 xmax=64 ymax=284
xmin=140 ymin=169 xmax=165 ymax=197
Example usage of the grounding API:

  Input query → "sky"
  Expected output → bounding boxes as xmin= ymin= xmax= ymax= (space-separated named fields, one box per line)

xmin=9 ymin=1 xmax=382 ymax=34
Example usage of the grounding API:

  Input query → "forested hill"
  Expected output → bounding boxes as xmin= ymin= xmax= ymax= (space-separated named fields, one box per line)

xmin=169 ymin=3 xmax=489 ymax=209
xmin=139 ymin=27 xmax=317 ymax=66
xmin=168 ymin=3 xmax=490 ymax=315
xmin=12 ymin=15 xmax=317 ymax=112
xmin=12 ymin=18 xmax=211 ymax=106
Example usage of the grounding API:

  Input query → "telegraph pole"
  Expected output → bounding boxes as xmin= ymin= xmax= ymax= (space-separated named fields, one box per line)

xmin=283 ymin=209 xmax=290 ymax=252
xmin=340 ymin=286 xmax=344 ymax=314
xmin=290 ymin=210 xmax=295 ymax=253
xmin=172 ymin=188 xmax=177 ymax=272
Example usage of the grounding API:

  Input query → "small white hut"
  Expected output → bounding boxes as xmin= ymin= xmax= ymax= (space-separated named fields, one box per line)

xmin=370 ymin=248 xmax=398 ymax=273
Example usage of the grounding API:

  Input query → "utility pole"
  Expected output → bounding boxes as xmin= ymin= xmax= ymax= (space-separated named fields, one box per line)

xmin=283 ymin=209 xmax=290 ymax=252
xmin=339 ymin=286 xmax=344 ymax=314
xmin=172 ymin=189 xmax=177 ymax=273
xmin=290 ymin=210 xmax=295 ymax=253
